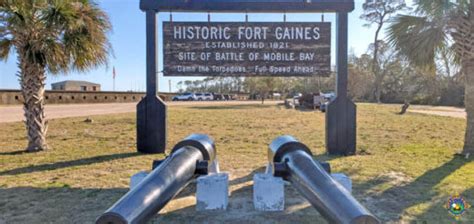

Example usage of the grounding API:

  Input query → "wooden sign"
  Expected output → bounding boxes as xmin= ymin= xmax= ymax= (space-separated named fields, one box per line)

xmin=163 ymin=22 xmax=331 ymax=77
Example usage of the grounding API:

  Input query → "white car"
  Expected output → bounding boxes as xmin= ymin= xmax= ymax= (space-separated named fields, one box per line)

xmin=172 ymin=93 xmax=196 ymax=101
xmin=195 ymin=93 xmax=214 ymax=101
xmin=203 ymin=93 xmax=214 ymax=101
xmin=321 ymin=92 xmax=336 ymax=101
xmin=195 ymin=93 xmax=204 ymax=100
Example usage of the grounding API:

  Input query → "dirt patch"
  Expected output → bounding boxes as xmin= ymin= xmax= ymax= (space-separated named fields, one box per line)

xmin=383 ymin=171 xmax=413 ymax=185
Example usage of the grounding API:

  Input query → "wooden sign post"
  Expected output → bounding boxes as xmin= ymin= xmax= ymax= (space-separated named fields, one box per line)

xmin=138 ymin=0 xmax=356 ymax=156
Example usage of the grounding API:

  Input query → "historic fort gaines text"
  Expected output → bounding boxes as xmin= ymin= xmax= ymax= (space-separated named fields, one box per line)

xmin=163 ymin=22 xmax=331 ymax=77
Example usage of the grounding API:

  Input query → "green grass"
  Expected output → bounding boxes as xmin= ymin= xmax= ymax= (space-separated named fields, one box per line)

xmin=0 ymin=103 xmax=472 ymax=223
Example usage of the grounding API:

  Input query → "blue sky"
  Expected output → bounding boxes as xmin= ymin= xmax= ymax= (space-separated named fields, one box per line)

xmin=0 ymin=0 xmax=405 ymax=92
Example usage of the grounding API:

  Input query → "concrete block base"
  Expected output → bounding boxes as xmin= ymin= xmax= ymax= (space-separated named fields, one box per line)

xmin=253 ymin=173 xmax=285 ymax=211
xmin=196 ymin=173 xmax=229 ymax=211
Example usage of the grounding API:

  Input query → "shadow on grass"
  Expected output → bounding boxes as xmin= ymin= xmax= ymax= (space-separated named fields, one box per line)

xmin=0 ymin=186 xmax=128 ymax=223
xmin=172 ymin=166 xmax=266 ymax=201
xmin=229 ymin=166 xmax=266 ymax=186
xmin=188 ymin=104 xmax=275 ymax=110
xmin=0 ymin=152 xmax=141 ymax=176
xmin=354 ymin=156 xmax=471 ymax=222
xmin=313 ymin=153 xmax=341 ymax=162
xmin=0 ymin=150 xmax=29 ymax=156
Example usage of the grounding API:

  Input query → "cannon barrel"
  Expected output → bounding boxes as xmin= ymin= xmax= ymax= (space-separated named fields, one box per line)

xmin=268 ymin=135 xmax=380 ymax=224
xmin=96 ymin=134 xmax=216 ymax=224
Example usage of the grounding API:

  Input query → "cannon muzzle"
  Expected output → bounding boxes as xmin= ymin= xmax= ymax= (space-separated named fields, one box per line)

xmin=96 ymin=134 xmax=216 ymax=224
xmin=268 ymin=135 xmax=380 ymax=224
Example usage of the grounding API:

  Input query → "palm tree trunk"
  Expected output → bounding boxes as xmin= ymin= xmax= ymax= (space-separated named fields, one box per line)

xmin=462 ymin=58 xmax=474 ymax=156
xmin=19 ymin=55 xmax=48 ymax=152
xmin=461 ymin=1 xmax=474 ymax=157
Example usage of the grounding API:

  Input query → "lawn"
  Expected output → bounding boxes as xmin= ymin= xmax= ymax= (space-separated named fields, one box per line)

xmin=0 ymin=103 xmax=472 ymax=223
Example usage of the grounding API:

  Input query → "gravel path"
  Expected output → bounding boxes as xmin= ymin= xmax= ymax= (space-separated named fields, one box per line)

xmin=409 ymin=105 xmax=466 ymax=119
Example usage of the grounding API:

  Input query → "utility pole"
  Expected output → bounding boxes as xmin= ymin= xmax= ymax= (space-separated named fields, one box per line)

xmin=113 ymin=66 xmax=116 ymax=91
xmin=168 ymin=79 xmax=172 ymax=93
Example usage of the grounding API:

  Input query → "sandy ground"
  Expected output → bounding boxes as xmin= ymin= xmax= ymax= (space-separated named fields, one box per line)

xmin=0 ymin=101 xmax=278 ymax=123
xmin=409 ymin=105 xmax=466 ymax=119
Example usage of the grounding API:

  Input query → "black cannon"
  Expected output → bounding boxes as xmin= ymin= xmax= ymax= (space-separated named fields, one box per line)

xmin=268 ymin=135 xmax=380 ymax=224
xmin=96 ymin=134 xmax=216 ymax=224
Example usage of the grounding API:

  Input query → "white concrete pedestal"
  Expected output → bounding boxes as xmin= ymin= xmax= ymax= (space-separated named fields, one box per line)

xmin=253 ymin=173 xmax=285 ymax=211
xmin=196 ymin=173 xmax=229 ymax=211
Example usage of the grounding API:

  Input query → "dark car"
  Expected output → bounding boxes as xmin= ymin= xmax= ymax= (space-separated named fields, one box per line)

xmin=213 ymin=93 xmax=224 ymax=101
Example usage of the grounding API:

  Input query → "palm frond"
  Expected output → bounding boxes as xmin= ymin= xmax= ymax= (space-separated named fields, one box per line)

xmin=42 ymin=37 xmax=68 ymax=73
xmin=0 ymin=38 xmax=12 ymax=60
xmin=28 ymin=0 xmax=112 ymax=74
xmin=59 ymin=1 xmax=112 ymax=73
xmin=415 ymin=0 xmax=470 ymax=17
xmin=387 ymin=15 xmax=448 ymax=68
xmin=1 ymin=0 xmax=112 ymax=74
xmin=42 ymin=0 xmax=76 ymax=31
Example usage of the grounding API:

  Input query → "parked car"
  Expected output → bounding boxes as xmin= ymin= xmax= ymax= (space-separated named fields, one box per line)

xmin=203 ymin=93 xmax=214 ymax=101
xmin=223 ymin=94 xmax=231 ymax=100
xmin=172 ymin=92 xmax=196 ymax=101
xmin=293 ymin=93 xmax=303 ymax=101
xmin=321 ymin=92 xmax=336 ymax=101
xmin=297 ymin=93 xmax=317 ymax=109
xmin=272 ymin=92 xmax=282 ymax=100
xmin=213 ymin=93 xmax=224 ymax=101
xmin=320 ymin=102 xmax=328 ymax=112
xmin=320 ymin=93 xmax=336 ymax=113
xmin=195 ymin=93 xmax=204 ymax=100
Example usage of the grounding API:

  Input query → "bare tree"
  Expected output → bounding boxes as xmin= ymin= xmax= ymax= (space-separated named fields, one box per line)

xmin=361 ymin=0 xmax=407 ymax=103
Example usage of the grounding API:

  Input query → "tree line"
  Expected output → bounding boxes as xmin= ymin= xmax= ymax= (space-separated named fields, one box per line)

xmin=178 ymin=0 xmax=465 ymax=108
xmin=177 ymin=45 xmax=464 ymax=107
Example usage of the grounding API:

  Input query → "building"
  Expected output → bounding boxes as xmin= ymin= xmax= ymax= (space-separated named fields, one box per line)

xmin=51 ymin=80 xmax=101 ymax=91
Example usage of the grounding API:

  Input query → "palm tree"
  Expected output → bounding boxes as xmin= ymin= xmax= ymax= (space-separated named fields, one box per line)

xmin=387 ymin=0 xmax=473 ymax=157
xmin=0 ymin=0 xmax=111 ymax=152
